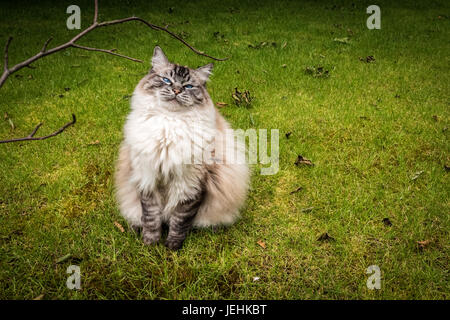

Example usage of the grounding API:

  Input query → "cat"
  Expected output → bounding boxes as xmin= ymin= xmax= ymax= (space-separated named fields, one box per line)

xmin=115 ymin=46 xmax=249 ymax=250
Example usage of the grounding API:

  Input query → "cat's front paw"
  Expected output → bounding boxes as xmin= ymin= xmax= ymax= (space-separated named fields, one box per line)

xmin=142 ymin=232 xmax=160 ymax=246
xmin=164 ymin=238 xmax=184 ymax=250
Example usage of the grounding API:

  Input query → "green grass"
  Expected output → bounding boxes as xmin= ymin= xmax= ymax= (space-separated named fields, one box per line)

xmin=0 ymin=0 xmax=448 ymax=299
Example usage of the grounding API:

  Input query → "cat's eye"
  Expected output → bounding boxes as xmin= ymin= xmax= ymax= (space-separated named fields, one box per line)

xmin=184 ymin=84 xmax=194 ymax=89
xmin=162 ymin=77 xmax=172 ymax=84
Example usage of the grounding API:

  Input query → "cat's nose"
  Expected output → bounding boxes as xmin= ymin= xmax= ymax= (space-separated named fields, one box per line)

xmin=173 ymin=88 xmax=181 ymax=95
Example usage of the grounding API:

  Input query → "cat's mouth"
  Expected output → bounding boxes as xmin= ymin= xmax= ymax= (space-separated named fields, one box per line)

xmin=163 ymin=94 xmax=192 ymax=107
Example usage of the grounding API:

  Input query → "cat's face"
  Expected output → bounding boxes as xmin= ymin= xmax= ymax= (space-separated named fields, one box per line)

xmin=142 ymin=46 xmax=213 ymax=108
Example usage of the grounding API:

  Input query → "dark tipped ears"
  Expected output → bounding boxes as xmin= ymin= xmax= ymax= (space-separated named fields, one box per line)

xmin=151 ymin=46 xmax=169 ymax=71
xmin=195 ymin=63 xmax=214 ymax=82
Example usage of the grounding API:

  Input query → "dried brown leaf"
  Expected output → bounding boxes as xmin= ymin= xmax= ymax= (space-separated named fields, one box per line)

xmin=290 ymin=187 xmax=303 ymax=195
xmin=8 ymin=119 xmax=14 ymax=130
xmin=295 ymin=155 xmax=314 ymax=166
xmin=257 ymin=240 xmax=266 ymax=249
xmin=33 ymin=293 xmax=45 ymax=300
xmin=317 ymin=233 xmax=335 ymax=242
xmin=382 ymin=218 xmax=393 ymax=226
xmin=417 ymin=240 xmax=431 ymax=248
xmin=114 ymin=221 xmax=125 ymax=233
xmin=87 ymin=140 xmax=100 ymax=146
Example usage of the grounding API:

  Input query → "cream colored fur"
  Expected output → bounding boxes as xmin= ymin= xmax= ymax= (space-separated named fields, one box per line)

xmin=115 ymin=74 xmax=249 ymax=228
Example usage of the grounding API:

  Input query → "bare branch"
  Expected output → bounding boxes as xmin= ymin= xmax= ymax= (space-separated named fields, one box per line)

xmin=97 ymin=17 xmax=229 ymax=61
xmin=93 ymin=0 xmax=99 ymax=24
xmin=0 ymin=0 xmax=227 ymax=144
xmin=28 ymin=122 xmax=43 ymax=137
xmin=41 ymin=37 xmax=53 ymax=53
xmin=71 ymin=43 xmax=143 ymax=63
xmin=0 ymin=114 xmax=76 ymax=144
xmin=0 ymin=0 xmax=227 ymax=89
xmin=3 ymin=36 xmax=12 ymax=73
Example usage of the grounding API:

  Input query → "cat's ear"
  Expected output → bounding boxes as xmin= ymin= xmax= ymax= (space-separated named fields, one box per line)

xmin=151 ymin=46 xmax=169 ymax=72
xmin=195 ymin=63 xmax=214 ymax=83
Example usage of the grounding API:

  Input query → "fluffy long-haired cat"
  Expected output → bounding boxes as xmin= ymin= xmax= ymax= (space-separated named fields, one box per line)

xmin=115 ymin=46 xmax=249 ymax=250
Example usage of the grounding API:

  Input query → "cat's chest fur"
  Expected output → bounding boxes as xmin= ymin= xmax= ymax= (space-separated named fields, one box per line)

xmin=123 ymin=97 xmax=215 ymax=207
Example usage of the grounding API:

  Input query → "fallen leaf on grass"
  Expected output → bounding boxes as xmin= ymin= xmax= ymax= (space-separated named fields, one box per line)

xmin=359 ymin=55 xmax=375 ymax=63
xmin=33 ymin=293 xmax=45 ymax=300
xmin=8 ymin=119 xmax=14 ymax=130
xmin=248 ymin=41 xmax=277 ymax=49
xmin=114 ymin=221 xmax=125 ymax=233
xmin=333 ymin=37 xmax=350 ymax=44
xmin=417 ymin=240 xmax=431 ymax=249
xmin=382 ymin=218 xmax=393 ymax=226
xmin=56 ymin=253 xmax=71 ymax=264
xmin=87 ymin=140 xmax=100 ymax=146
xmin=317 ymin=233 xmax=335 ymax=242
xmin=290 ymin=187 xmax=303 ymax=194
xmin=257 ymin=240 xmax=266 ymax=249
xmin=232 ymin=88 xmax=253 ymax=108
xmin=213 ymin=31 xmax=223 ymax=38
xmin=253 ymin=277 xmax=260 ymax=282
xmin=410 ymin=170 xmax=424 ymax=181
xmin=305 ymin=66 xmax=330 ymax=78
xmin=216 ymin=102 xmax=228 ymax=107
xmin=295 ymin=155 xmax=315 ymax=166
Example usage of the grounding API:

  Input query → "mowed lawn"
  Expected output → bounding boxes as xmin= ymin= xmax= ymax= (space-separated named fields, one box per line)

xmin=0 ymin=0 xmax=448 ymax=299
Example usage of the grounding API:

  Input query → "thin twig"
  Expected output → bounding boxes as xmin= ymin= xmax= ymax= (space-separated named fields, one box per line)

xmin=41 ymin=37 xmax=53 ymax=53
xmin=3 ymin=36 xmax=12 ymax=73
xmin=71 ymin=44 xmax=143 ymax=63
xmin=93 ymin=0 xmax=99 ymax=24
xmin=0 ymin=0 xmax=227 ymax=89
xmin=28 ymin=122 xmax=43 ymax=137
xmin=0 ymin=114 xmax=76 ymax=144
xmin=97 ymin=17 xmax=228 ymax=61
